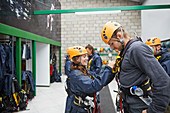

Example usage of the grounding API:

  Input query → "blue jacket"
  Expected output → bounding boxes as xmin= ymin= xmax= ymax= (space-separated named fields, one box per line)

xmin=0 ymin=44 xmax=6 ymax=91
xmin=0 ymin=44 xmax=6 ymax=79
xmin=65 ymin=56 xmax=71 ymax=77
xmin=87 ymin=52 xmax=102 ymax=74
xmin=21 ymin=71 xmax=35 ymax=91
xmin=3 ymin=45 xmax=15 ymax=73
xmin=156 ymin=48 xmax=170 ymax=75
xmin=69 ymin=66 xmax=114 ymax=113
xmin=64 ymin=56 xmax=73 ymax=113
xmin=3 ymin=74 xmax=15 ymax=96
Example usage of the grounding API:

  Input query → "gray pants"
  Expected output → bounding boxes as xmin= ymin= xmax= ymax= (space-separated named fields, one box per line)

xmin=124 ymin=107 xmax=145 ymax=113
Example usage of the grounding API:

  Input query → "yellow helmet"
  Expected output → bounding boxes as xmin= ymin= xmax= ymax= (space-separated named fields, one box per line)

xmin=67 ymin=46 xmax=87 ymax=60
xmin=101 ymin=21 xmax=121 ymax=44
xmin=145 ymin=37 xmax=161 ymax=46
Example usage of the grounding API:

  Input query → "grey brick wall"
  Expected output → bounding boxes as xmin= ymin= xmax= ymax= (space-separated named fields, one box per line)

xmin=59 ymin=0 xmax=141 ymax=73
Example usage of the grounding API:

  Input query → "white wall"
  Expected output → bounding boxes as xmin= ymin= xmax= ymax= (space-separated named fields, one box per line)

xmin=141 ymin=0 xmax=170 ymax=42
xmin=36 ymin=42 xmax=50 ymax=86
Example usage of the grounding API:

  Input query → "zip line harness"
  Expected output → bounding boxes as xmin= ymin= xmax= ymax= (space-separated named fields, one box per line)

xmin=88 ymin=55 xmax=94 ymax=70
xmin=72 ymin=74 xmax=101 ymax=113
xmin=112 ymin=38 xmax=152 ymax=113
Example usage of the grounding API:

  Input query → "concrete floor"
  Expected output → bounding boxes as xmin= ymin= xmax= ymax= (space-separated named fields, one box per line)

xmin=16 ymin=75 xmax=118 ymax=113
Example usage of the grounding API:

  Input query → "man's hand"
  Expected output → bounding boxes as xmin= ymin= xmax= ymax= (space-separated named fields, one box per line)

xmin=142 ymin=109 xmax=147 ymax=113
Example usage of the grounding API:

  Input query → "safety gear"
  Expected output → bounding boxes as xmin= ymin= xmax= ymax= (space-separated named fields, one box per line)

xmin=69 ymin=65 xmax=114 ymax=113
xmin=67 ymin=46 xmax=87 ymax=60
xmin=155 ymin=48 xmax=170 ymax=75
xmin=145 ymin=37 xmax=161 ymax=46
xmin=112 ymin=54 xmax=121 ymax=74
xmin=156 ymin=55 xmax=162 ymax=61
xmin=74 ymin=95 xmax=94 ymax=110
xmin=130 ymin=86 xmax=152 ymax=106
xmin=88 ymin=57 xmax=93 ymax=69
xmin=101 ymin=21 xmax=121 ymax=44
xmin=145 ymin=40 xmax=152 ymax=46
xmin=87 ymin=52 xmax=102 ymax=74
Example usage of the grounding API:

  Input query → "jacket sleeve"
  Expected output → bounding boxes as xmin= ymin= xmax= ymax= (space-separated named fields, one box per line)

xmin=129 ymin=44 xmax=170 ymax=113
xmin=94 ymin=56 xmax=102 ymax=74
xmin=161 ymin=60 xmax=170 ymax=75
xmin=70 ymin=66 xmax=115 ymax=94
xmin=65 ymin=61 xmax=71 ymax=77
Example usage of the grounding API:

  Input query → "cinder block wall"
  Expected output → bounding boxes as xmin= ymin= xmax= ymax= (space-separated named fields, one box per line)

xmin=60 ymin=0 xmax=141 ymax=73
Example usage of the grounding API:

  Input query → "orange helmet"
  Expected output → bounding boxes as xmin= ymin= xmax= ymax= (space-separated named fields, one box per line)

xmin=145 ymin=37 xmax=161 ymax=46
xmin=67 ymin=46 xmax=87 ymax=60
xmin=101 ymin=21 xmax=121 ymax=44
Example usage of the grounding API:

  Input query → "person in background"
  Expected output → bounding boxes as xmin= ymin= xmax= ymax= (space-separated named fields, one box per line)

xmin=64 ymin=53 xmax=74 ymax=113
xmin=85 ymin=44 xmax=102 ymax=74
xmin=67 ymin=46 xmax=115 ymax=113
xmin=85 ymin=44 xmax=103 ymax=113
xmin=145 ymin=37 xmax=170 ymax=113
xmin=101 ymin=21 xmax=170 ymax=113
xmin=145 ymin=37 xmax=170 ymax=75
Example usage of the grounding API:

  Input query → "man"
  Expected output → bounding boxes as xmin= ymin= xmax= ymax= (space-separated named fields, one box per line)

xmin=85 ymin=44 xmax=102 ymax=74
xmin=145 ymin=37 xmax=170 ymax=113
xmin=145 ymin=37 xmax=170 ymax=75
xmin=101 ymin=21 xmax=170 ymax=113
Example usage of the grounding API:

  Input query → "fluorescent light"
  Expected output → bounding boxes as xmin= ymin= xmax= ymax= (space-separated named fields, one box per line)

xmin=75 ymin=10 xmax=121 ymax=15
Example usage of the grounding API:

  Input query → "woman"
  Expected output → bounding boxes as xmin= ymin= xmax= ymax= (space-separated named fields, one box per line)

xmin=67 ymin=46 xmax=115 ymax=113
xmin=85 ymin=44 xmax=102 ymax=74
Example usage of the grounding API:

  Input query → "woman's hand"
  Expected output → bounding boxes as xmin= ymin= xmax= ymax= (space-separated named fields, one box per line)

xmin=108 ymin=60 xmax=115 ymax=69
xmin=142 ymin=109 xmax=147 ymax=113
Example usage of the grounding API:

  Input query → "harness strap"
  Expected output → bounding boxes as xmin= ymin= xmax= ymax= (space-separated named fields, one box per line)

xmin=156 ymin=55 xmax=161 ymax=61
xmin=73 ymin=95 xmax=91 ymax=109
xmin=88 ymin=58 xmax=93 ymax=69
xmin=88 ymin=55 xmax=95 ymax=69
xmin=93 ymin=93 xmax=96 ymax=113
xmin=115 ymin=75 xmax=123 ymax=113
